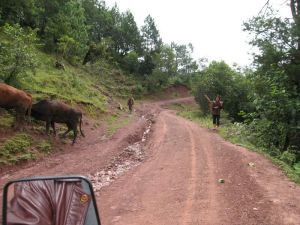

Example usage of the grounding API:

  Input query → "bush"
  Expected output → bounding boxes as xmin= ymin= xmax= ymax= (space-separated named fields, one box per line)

xmin=57 ymin=35 xmax=85 ymax=65
xmin=280 ymin=151 xmax=297 ymax=166
xmin=192 ymin=61 xmax=250 ymax=120
xmin=0 ymin=23 xmax=38 ymax=85
xmin=36 ymin=140 xmax=52 ymax=154
xmin=0 ymin=133 xmax=32 ymax=156
xmin=44 ymin=0 xmax=89 ymax=58
xmin=246 ymin=119 xmax=289 ymax=154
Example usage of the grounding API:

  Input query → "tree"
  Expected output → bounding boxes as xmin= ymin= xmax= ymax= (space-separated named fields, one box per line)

xmin=45 ymin=0 xmax=88 ymax=59
xmin=0 ymin=0 xmax=39 ymax=27
xmin=0 ymin=24 xmax=38 ymax=85
xmin=119 ymin=11 xmax=142 ymax=55
xmin=107 ymin=7 xmax=142 ymax=58
xmin=171 ymin=42 xmax=198 ymax=77
xmin=291 ymin=0 xmax=300 ymax=50
xmin=154 ymin=44 xmax=177 ymax=77
xmin=243 ymin=4 xmax=300 ymax=153
xmin=122 ymin=51 xmax=140 ymax=74
xmin=193 ymin=61 xmax=249 ymax=120
xmin=82 ymin=0 xmax=113 ymax=42
xmin=83 ymin=38 xmax=115 ymax=64
xmin=141 ymin=15 xmax=162 ymax=54
xmin=138 ymin=54 xmax=155 ymax=75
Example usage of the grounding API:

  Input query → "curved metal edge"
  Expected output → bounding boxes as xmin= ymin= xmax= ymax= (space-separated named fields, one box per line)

xmin=2 ymin=175 xmax=101 ymax=225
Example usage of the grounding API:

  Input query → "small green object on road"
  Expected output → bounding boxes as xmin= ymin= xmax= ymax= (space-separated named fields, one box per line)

xmin=218 ymin=178 xmax=225 ymax=183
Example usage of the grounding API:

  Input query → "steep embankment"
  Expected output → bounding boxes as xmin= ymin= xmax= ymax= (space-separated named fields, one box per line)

xmin=0 ymin=48 xmax=191 ymax=171
xmin=0 ymin=49 xmax=140 ymax=169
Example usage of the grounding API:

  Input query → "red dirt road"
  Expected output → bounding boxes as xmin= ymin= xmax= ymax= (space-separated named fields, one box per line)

xmin=99 ymin=104 xmax=300 ymax=225
xmin=1 ymin=98 xmax=300 ymax=225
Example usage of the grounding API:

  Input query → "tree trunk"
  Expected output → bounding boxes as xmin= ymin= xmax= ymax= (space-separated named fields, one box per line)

xmin=291 ymin=0 xmax=300 ymax=50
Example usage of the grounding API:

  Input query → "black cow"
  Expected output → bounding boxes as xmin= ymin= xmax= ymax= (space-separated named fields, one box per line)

xmin=31 ymin=100 xmax=85 ymax=144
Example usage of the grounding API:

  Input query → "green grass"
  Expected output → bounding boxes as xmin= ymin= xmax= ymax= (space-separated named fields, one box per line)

xmin=0 ymin=110 xmax=14 ymax=129
xmin=0 ymin=47 xmax=143 ymax=166
xmin=0 ymin=133 xmax=33 ymax=165
xmin=18 ymin=51 xmax=107 ymax=113
xmin=36 ymin=140 xmax=52 ymax=154
xmin=0 ymin=133 xmax=53 ymax=166
xmin=106 ymin=113 xmax=133 ymax=137
xmin=219 ymin=123 xmax=300 ymax=183
xmin=1 ymin=133 xmax=32 ymax=155
xmin=180 ymin=110 xmax=212 ymax=128
xmin=84 ymin=60 xmax=144 ymax=99
xmin=219 ymin=122 xmax=256 ymax=148
xmin=167 ymin=102 xmax=214 ymax=129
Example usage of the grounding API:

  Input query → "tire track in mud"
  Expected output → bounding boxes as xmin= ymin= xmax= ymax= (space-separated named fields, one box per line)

xmin=190 ymin=123 xmax=220 ymax=225
xmin=177 ymin=118 xmax=220 ymax=225
xmin=99 ymin=110 xmax=198 ymax=225
xmin=180 ymin=122 xmax=197 ymax=225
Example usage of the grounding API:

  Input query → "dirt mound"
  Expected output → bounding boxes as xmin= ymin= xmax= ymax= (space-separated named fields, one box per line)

xmin=146 ymin=84 xmax=191 ymax=101
xmin=163 ymin=84 xmax=190 ymax=99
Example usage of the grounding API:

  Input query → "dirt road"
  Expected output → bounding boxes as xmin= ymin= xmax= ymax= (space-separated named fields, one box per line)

xmin=99 ymin=107 xmax=300 ymax=225
xmin=1 ymin=98 xmax=300 ymax=225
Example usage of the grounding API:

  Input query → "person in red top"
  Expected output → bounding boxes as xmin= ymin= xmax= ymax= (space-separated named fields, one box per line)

xmin=205 ymin=95 xmax=223 ymax=129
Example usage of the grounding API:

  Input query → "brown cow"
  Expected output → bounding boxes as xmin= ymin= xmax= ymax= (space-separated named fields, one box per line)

xmin=0 ymin=83 xmax=32 ymax=128
xmin=31 ymin=100 xmax=85 ymax=145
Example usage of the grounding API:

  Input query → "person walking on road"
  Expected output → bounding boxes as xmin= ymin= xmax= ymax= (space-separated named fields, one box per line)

xmin=127 ymin=97 xmax=134 ymax=114
xmin=205 ymin=94 xmax=223 ymax=129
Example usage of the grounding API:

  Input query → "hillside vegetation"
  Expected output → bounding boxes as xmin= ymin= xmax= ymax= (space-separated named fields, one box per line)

xmin=0 ymin=1 xmax=299 ymax=181
xmin=0 ymin=0 xmax=197 ymax=167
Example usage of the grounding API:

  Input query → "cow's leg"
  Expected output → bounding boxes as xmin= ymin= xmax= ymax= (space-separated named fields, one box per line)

xmin=62 ymin=123 xmax=72 ymax=137
xmin=14 ymin=109 xmax=19 ymax=130
xmin=45 ymin=120 xmax=51 ymax=135
xmin=51 ymin=121 xmax=56 ymax=136
xmin=79 ymin=115 xmax=85 ymax=137
xmin=15 ymin=107 xmax=24 ymax=130
xmin=71 ymin=123 xmax=78 ymax=145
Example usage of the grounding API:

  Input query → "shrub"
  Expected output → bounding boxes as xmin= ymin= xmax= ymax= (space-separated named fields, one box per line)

xmin=0 ymin=133 xmax=32 ymax=155
xmin=0 ymin=23 xmax=38 ymax=85
xmin=280 ymin=151 xmax=297 ymax=166
xmin=36 ymin=140 xmax=52 ymax=154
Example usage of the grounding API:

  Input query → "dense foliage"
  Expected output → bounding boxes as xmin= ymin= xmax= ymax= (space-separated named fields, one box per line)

xmin=242 ymin=3 xmax=300 ymax=159
xmin=192 ymin=61 xmax=250 ymax=121
xmin=0 ymin=23 xmax=38 ymax=85
xmin=0 ymin=0 xmax=197 ymax=90
xmin=192 ymin=1 xmax=299 ymax=166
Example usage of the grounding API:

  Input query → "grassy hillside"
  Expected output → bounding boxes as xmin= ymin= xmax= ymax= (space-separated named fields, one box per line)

xmin=0 ymin=48 xmax=142 ymax=167
xmin=18 ymin=51 xmax=107 ymax=112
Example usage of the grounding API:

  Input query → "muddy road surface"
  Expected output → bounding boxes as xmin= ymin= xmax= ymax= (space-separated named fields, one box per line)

xmin=1 ymin=97 xmax=300 ymax=225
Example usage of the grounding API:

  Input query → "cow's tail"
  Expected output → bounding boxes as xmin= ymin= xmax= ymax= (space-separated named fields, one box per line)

xmin=79 ymin=113 xmax=85 ymax=137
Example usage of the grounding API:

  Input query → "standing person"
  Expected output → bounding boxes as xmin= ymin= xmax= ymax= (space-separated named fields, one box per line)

xmin=127 ymin=97 xmax=134 ymax=113
xmin=205 ymin=95 xmax=223 ymax=129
